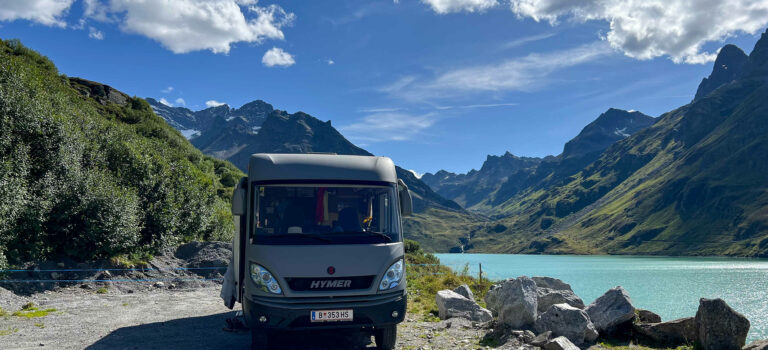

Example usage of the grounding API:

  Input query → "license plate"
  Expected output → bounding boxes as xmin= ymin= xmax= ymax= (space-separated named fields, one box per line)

xmin=310 ymin=309 xmax=353 ymax=322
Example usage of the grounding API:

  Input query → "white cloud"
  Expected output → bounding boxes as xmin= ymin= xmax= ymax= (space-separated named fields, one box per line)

xmin=206 ymin=100 xmax=227 ymax=108
xmin=327 ymin=59 xmax=335 ymax=65
xmin=0 ymin=0 xmax=74 ymax=27
xmin=339 ymin=112 xmax=438 ymax=143
xmin=262 ymin=47 xmax=295 ymax=67
xmin=174 ymin=98 xmax=186 ymax=106
xmin=97 ymin=0 xmax=294 ymax=54
xmin=421 ymin=0 xmax=498 ymax=14
xmin=508 ymin=0 xmax=768 ymax=64
xmin=408 ymin=169 xmax=424 ymax=179
xmin=88 ymin=27 xmax=104 ymax=40
xmin=161 ymin=86 xmax=174 ymax=93
xmin=435 ymin=102 xmax=519 ymax=109
xmin=159 ymin=98 xmax=173 ymax=107
xmin=502 ymin=32 xmax=555 ymax=49
xmin=386 ymin=42 xmax=612 ymax=100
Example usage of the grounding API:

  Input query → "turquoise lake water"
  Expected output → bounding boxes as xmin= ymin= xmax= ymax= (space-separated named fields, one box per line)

xmin=434 ymin=253 xmax=768 ymax=342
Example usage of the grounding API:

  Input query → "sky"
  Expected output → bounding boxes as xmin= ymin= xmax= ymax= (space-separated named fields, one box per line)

xmin=1 ymin=0 xmax=767 ymax=175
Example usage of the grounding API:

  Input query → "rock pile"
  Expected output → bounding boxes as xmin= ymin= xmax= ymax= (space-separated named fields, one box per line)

xmin=435 ymin=276 xmax=760 ymax=350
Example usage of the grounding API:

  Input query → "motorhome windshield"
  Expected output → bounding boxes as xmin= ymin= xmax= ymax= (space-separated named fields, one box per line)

xmin=251 ymin=184 xmax=401 ymax=245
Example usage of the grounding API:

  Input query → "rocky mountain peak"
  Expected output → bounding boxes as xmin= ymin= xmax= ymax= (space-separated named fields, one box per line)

xmin=562 ymin=108 xmax=654 ymax=160
xmin=745 ymin=29 xmax=768 ymax=78
xmin=694 ymin=44 xmax=749 ymax=100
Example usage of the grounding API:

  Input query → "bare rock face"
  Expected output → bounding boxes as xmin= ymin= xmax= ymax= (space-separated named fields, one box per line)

xmin=695 ymin=298 xmax=750 ymax=350
xmin=435 ymin=290 xmax=492 ymax=323
xmin=636 ymin=309 xmax=662 ymax=323
xmin=532 ymin=276 xmax=585 ymax=313
xmin=633 ymin=317 xmax=696 ymax=347
xmin=485 ymin=276 xmax=538 ymax=329
xmin=534 ymin=303 xmax=598 ymax=345
xmin=453 ymin=284 xmax=474 ymax=300
xmin=544 ymin=336 xmax=580 ymax=350
xmin=585 ymin=286 xmax=635 ymax=334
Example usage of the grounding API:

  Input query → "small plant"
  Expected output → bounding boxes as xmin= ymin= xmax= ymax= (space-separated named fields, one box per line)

xmin=0 ymin=327 xmax=19 ymax=336
xmin=0 ymin=307 xmax=7 ymax=317
xmin=96 ymin=287 xmax=108 ymax=294
xmin=12 ymin=303 xmax=57 ymax=319
xmin=34 ymin=322 xmax=45 ymax=328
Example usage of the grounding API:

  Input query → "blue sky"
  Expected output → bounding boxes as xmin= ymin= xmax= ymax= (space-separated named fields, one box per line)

xmin=1 ymin=0 xmax=766 ymax=174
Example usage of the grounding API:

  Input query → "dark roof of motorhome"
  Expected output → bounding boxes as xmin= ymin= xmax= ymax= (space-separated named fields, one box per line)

xmin=248 ymin=153 xmax=397 ymax=183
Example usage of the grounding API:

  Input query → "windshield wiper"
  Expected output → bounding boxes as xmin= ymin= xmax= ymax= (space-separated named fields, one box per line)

xmin=337 ymin=231 xmax=393 ymax=242
xmin=276 ymin=233 xmax=332 ymax=242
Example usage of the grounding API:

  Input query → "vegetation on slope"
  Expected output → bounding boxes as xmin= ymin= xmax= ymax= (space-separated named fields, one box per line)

xmin=0 ymin=39 xmax=242 ymax=269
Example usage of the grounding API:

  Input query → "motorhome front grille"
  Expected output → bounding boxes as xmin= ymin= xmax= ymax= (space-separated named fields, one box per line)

xmin=284 ymin=276 xmax=375 ymax=291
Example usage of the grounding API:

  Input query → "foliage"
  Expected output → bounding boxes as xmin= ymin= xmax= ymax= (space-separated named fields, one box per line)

xmin=0 ymin=39 xmax=243 ymax=265
xmin=405 ymin=240 xmax=494 ymax=318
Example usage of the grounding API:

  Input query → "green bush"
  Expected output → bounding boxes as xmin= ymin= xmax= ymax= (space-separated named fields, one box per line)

xmin=0 ymin=39 xmax=242 ymax=265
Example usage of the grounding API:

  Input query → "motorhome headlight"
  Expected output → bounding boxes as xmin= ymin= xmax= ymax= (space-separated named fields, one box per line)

xmin=379 ymin=259 xmax=404 ymax=290
xmin=250 ymin=263 xmax=282 ymax=294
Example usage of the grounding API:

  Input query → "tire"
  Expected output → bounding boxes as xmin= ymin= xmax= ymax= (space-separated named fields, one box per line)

xmin=251 ymin=328 xmax=271 ymax=350
xmin=374 ymin=325 xmax=397 ymax=350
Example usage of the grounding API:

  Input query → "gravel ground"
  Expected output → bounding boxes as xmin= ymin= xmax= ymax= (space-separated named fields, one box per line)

xmin=0 ymin=286 xmax=492 ymax=350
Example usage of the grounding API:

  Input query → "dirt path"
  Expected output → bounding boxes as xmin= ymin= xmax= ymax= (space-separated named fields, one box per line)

xmin=0 ymin=286 xmax=488 ymax=350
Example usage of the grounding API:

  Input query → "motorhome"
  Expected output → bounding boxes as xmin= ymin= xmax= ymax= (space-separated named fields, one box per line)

xmin=225 ymin=153 xmax=412 ymax=349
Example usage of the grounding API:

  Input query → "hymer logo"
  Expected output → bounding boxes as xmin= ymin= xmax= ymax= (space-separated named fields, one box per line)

xmin=310 ymin=280 xmax=352 ymax=289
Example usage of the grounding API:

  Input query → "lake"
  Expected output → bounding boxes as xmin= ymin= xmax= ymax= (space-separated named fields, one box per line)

xmin=434 ymin=253 xmax=768 ymax=342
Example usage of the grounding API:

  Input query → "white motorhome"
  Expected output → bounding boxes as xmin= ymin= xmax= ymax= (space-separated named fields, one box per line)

xmin=224 ymin=153 xmax=412 ymax=349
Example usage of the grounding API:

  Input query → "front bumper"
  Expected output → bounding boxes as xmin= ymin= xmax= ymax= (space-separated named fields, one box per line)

xmin=243 ymin=291 xmax=406 ymax=330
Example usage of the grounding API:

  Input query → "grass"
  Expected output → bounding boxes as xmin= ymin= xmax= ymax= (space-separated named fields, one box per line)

xmin=34 ymin=322 xmax=45 ymax=328
xmin=0 ymin=306 xmax=6 ymax=317
xmin=596 ymin=342 xmax=693 ymax=350
xmin=11 ymin=302 xmax=57 ymax=319
xmin=0 ymin=327 xmax=18 ymax=336
xmin=96 ymin=287 xmax=108 ymax=294
xmin=404 ymin=240 xmax=494 ymax=319
xmin=109 ymin=251 xmax=153 ymax=269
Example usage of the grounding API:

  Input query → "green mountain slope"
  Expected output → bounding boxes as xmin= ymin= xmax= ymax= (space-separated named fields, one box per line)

xmin=468 ymin=30 xmax=768 ymax=257
xmin=0 ymin=39 xmax=242 ymax=268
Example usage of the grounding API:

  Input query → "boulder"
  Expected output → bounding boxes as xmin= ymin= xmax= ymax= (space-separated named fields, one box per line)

xmin=535 ymin=303 xmax=598 ymax=345
xmin=585 ymin=286 xmax=635 ymax=334
xmin=633 ymin=317 xmax=696 ymax=347
xmin=453 ymin=284 xmax=474 ymax=300
xmin=484 ymin=276 xmax=538 ymax=329
xmin=744 ymin=339 xmax=768 ymax=350
xmin=532 ymin=276 xmax=585 ymax=313
xmin=435 ymin=290 xmax=492 ymax=323
xmin=637 ymin=309 xmax=662 ymax=323
xmin=544 ymin=336 xmax=580 ymax=350
xmin=531 ymin=331 xmax=552 ymax=347
xmin=695 ymin=298 xmax=750 ymax=350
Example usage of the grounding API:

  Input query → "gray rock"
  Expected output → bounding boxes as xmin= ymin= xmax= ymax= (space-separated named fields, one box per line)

xmin=743 ymin=339 xmax=768 ymax=350
xmin=585 ymin=286 xmax=635 ymax=334
xmin=484 ymin=276 xmax=538 ymax=329
xmin=440 ymin=317 xmax=473 ymax=329
xmin=435 ymin=290 xmax=492 ymax=322
xmin=637 ymin=309 xmax=662 ymax=323
xmin=544 ymin=336 xmax=580 ymax=350
xmin=533 ymin=277 xmax=585 ymax=313
xmin=535 ymin=303 xmax=598 ymax=345
xmin=531 ymin=331 xmax=552 ymax=347
xmin=695 ymin=298 xmax=750 ymax=350
xmin=153 ymin=282 xmax=165 ymax=288
xmin=453 ymin=284 xmax=474 ymax=300
xmin=523 ymin=330 xmax=536 ymax=343
xmin=633 ymin=317 xmax=696 ymax=347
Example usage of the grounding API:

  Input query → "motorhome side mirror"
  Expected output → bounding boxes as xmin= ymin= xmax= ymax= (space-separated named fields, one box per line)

xmin=397 ymin=179 xmax=413 ymax=216
xmin=231 ymin=177 xmax=247 ymax=216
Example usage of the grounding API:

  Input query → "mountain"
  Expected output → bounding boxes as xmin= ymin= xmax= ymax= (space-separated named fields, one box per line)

xmin=422 ymin=152 xmax=541 ymax=209
xmin=146 ymin=98 xmax=272 ymax=140
xmin=424 ymin=108 xmax=654 ymax=214
xmin=0 ymin=39 xmax=242 ymax=267
xmin=693 ymin=44 xmax=748 ymax=101
xmin=466 ymin=30 xmax=768 ymax=257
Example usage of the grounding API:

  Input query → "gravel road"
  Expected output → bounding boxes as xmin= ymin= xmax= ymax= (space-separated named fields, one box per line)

xmin=0 ymin=286 xmax=488 ymax=350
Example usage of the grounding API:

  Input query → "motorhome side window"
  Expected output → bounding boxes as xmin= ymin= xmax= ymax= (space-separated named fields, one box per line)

xmin=252 ymin=184 xmax=401 ymax=244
